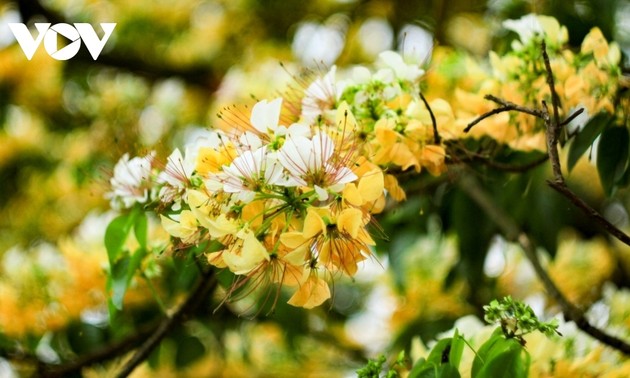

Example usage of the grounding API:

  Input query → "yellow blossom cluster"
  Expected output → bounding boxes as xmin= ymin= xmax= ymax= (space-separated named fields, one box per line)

xmin=427 ymin=15 xmax=622 ymax=151
xmin=108 ymin=50 xmax=449 ymax=310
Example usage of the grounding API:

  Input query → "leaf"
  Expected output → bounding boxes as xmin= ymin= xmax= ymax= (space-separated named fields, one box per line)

xmin=597 ymin=126 xmax=629 ymax=196
xmin=567 ymin=112 xmax=613 ymax=172
xmin=104 ymin=208 xmax=138 ymax=264
xmin=175 ymin=335 xmax=206 ymax=368
xmin=109 ymin=254 xmax=131 ymax=311
xmin=472 ymin=329 xmax=528 ymax=378
xmin=449 ymin=331 xmax=465 ymax=370
xmin=134 ymin=211 xmax=148 ymax=250
xmin=426 ymin=338 xmax=453 ymax=365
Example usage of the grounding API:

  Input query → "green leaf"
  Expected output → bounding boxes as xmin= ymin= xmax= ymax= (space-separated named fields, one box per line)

xmin=567 ymin=112 xmax=613 ymax=172
xmin=472 ymin=329 xmax=528 ymax=378
xmin=104 ymin=208 xmax=138 ymax=264
xmin=109 ymin=254 xmax=131 ymax=310
xmin=597 ymin=126 xmax=629 ymax=196
xmin=134 ymin=211 xmax=148 ymax=250
xmin=449 ymin=331 xmax=465 ymax=370
xmin=426 ymin=338 xmax=453 ymax=365
xmin=175 ymin=335 xmax=206 ymax=368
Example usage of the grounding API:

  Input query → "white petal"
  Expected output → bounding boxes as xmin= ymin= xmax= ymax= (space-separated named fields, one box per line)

xmin=251 ymin=98 xmax=282 ymax=133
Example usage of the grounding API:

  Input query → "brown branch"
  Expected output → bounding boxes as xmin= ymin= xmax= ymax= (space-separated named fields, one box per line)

xmin=464 ymin=94 xmax=544 ymax=132
xmin=538 ymin=41 xmax=630 ymax=247
xmin=38 ymin=322 xmax=159 ymax=378
xmin=419 ymin=92 xmax=441 ymax=144
xmin=115 ymin=269 xmax=217 ymax=378
xmin=458 ymin=173 xmax=630 ymax=355
xmin=547 ymin=180 xmax=630 ymax=246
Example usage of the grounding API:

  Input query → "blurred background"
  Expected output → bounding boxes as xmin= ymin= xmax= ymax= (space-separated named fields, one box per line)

xmin=0 ymin=0 xmax=629 ymax=376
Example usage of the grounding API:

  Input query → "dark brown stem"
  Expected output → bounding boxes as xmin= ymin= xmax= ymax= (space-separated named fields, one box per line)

xmin=38 ymin=322 xmax=159 ymax=378
xmin=465 ymin=94 xmax=544 ymax=132
xmin=419 ymin=92 xmax=441 ymax=144
xmin=458 ymin=173 xmax=630 ymax=355
xmin=115 ymin=269 xmax=217 ymax=378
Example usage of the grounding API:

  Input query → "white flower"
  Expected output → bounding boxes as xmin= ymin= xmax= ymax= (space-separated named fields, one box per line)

xmin=377 ymin=50 xmax=425 ymax=82
xmin=108 ymin=152 xmax=154 ymax=209
xmin=251 ymin=97 xmax=283 ymax=134
xmin=158 ymin=148 xmax=195 ymax=188
xmin=503 ymin=14 xmax=543 ymax=45
xmin=278 ymin=132 xmax=357 ymax=199
xmin=301 ymin=66 xmax=339 ymax=123
xmin=208 ymin=146 xmax=284 ymax=203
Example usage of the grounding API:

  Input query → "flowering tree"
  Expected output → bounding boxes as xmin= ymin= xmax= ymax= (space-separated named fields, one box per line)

xmin=1 ymin=1 xmax=630 ymax=377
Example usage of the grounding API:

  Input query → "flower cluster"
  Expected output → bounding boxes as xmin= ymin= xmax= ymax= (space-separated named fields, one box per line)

xmin=107 ymin=50 xmax=447 ymax=310
xmin=435 ymin=14 xmax=622 ymax=150
xmin=106 ymin=14 xmax=625 ymax=311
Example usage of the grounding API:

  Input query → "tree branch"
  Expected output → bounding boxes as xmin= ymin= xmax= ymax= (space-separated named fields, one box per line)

xmin=419 ymin=92 xmax=441 ymax=144
xmin=115 ymin=269 xmax=217 ymax=378
xmin=464 ymin=94 xmax=544 ymax=133
xmin=458 ymin=173 xmax=630 ymax=355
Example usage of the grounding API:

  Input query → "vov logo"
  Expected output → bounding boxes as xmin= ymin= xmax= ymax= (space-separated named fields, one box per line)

xmin=9 ymin=23 xmax=116 ymax=60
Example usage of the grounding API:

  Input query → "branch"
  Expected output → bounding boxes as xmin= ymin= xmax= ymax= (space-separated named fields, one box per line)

xmin=31 ymin=268 xmax=216 ymax=377
xmin=419 ymin=92 xmax=441 ymax=144
xmin=458 ymin=173 xmax=630 ymax=355
xmin=38 ymin=322 xmax=159 ymax=378
xmin=538 ymin=41 xmax=630 ymax=246
xmin=464 ymin=94 xmax=544 ymax=133
xmin=115 ymin=268 xmax=217 ymax=378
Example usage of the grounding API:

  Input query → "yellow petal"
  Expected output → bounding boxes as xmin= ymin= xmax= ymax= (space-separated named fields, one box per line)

xmin=287 ymin=274 xmax=331 ymax=309
xmin=206 ymin=251 xmax=227 ymax=268
xmin=335 ymin=101 xmax=358 ymax=132
xmin=358 ymin=170 xmax=384 ymax=202
xmin=242 ymin=200 xmax=265 ymax=230
xmin=384 ymin=174 xmax=406 ymax=202
xmin=303 ymin=208 xmax=326 ymax=239
xmin=205 ymin=214 xmax=239 ymax=238
xmin=223 ymin=230 xmax=269 ymax=275
xmin=343 ymin=183 xmax=363 ymax=207
xmin=337 ymin=208 xmax=363 ymax=238
xmin=280 ymin=232 xmax=308 ymax=249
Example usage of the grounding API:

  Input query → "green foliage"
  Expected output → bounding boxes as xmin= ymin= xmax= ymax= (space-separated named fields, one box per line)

xmin=483 ymin=296 xmax=561 ymax=343
xmin=104 ymin=206 xmax=150 ymax=316
xmin=471 ymin=328 xmax=530 ymax=378
xmin=408 ymin=331 xmax=465 ymax=378
xmin=567 ymin=112 xmax=614 ymax=172
xmin=597 ymin=126 xmax=630 ymax=195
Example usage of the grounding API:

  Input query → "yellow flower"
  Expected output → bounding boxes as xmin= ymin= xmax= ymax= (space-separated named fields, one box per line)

xmin=342 ymin=169 xmax=384 ymax=207
xmin=160 ymin=210 xmax=198 ymax=244
xmin=287 ymin=268 xmax=331 ymax=309
xmin=280 ymin=206 xmax=374 ymax=276
xmin=222 ymin=228 xmax=270 ymax=275
xmin=187 ymin=190 xmax=238 ymax=238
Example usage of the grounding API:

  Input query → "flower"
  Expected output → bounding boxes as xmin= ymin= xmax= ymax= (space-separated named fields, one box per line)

xmin=377 ymin=50 xmax=425 ymax=82
xmin=280 ymin=206 xmax=374 ymax=276
xmin=107 ymin=152 xmax=154 ymax=209
xmin=251 ymin=97 xmax=283 ymax=134
xmin=301 ymin=66 xmax=339 ymax=123
xmin=278 ymin=132 xmax=357 ymax=200
xmin=208 ymin=146 xmax=284 ymax=203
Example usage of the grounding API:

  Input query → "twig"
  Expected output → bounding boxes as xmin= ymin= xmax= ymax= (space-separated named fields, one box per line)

xmin=38 ymin=323 xmax=159 ymax=378
xmin=464 ymin=94 xmax=544 ymax=132
xmin=419 ymin=92 xmax=441 ymax=144
xmin=115 ymin=269 xmax=217 ymax=377
xmin=538 ymin=41 xmax=630 ymax=246
xmin=458 ymin=173 xmax=630 ymax=355
xmin=547 ymin=180 xmax=630 ymax=246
